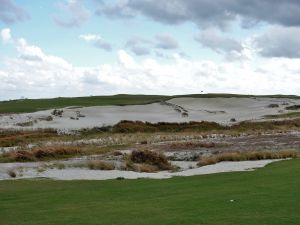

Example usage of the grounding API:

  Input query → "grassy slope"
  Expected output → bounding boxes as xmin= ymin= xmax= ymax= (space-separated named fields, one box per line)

xmin=264 ymin=112 xmax=300 ymax=119
xmin=1 ymin=93 xmax=299 ymax=113
xmin=0 ymin=159 xmax=299 ymax=225
xmin=0 ymin=94 xmax=169 ymax=113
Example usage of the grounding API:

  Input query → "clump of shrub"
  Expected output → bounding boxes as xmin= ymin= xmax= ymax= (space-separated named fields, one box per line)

xmin=267 ymin=104 xmax=279 ymax=108
xmin=129 ymin=150 xmax=173 ymax=171
xmin=51 ymin=109 xmax=63 ymax=117
xmin=87 ymin=160 xmax=115 ymax=170
xmin=7 ymin=169 xmax=16 ymax=178
xmin=198 ymin=150 xmax=299 ymax=166
xmin=230 ymin=118 xmax=237 ymax=122
xmin=113 ymin=151 xmax=123 ymax=156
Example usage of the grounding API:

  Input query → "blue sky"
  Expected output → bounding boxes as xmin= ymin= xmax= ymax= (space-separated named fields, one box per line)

xmin=0 ymin=0 xmax=300 ymax=100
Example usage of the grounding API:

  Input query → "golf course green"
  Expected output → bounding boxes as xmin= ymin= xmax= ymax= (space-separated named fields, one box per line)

xmin=0 ymin=159 xmax=299 ymax=225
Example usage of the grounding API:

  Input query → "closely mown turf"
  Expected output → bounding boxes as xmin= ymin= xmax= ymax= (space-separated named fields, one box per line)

xmin=1 ymin=93 xmax=299 ymax=113
xmin=0 ymin=159 xmax=299 ymax=225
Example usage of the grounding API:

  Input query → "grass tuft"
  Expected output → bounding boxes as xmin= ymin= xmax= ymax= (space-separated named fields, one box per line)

xmin=7 ymin=169 xmax=17 ymax=178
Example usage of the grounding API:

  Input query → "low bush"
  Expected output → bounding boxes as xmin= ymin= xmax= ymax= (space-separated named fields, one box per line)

xmin=130 ymin=150 xmax=172 ymax=171
xmin=267 ymin=104 xmax=279 ymax=108
xmin=7 ymin=170 xmax=16 ymax=178
xmin=285 ymin=105 xmax=300 ymax=110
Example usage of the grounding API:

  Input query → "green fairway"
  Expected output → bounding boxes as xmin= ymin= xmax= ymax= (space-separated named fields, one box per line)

xmin=1 ymin=93 xmax=299 ymax=113
xmin=0 ymin=159 xmax=299 ymax=225
xmin=0 ymin=94 xmax=170 ymax=113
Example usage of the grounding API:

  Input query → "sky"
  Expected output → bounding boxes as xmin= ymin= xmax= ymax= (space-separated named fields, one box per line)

xmin=0 ymin=0 xmax=300 ymax=100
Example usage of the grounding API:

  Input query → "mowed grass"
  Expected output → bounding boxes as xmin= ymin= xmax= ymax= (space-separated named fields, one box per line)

xmin=1 ymin=93 xmax=300 ymax=113
xmin=0 ymin=94 xmax=169 ymax=113
xmin=0 ymin=159 xmax=300 ymax=225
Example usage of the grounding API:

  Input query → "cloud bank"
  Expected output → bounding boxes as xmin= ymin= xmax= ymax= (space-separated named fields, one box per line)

xmin=96 ymin=0 xmax=300 ymax=29
xmin=1 ymin=32 xmax=300 ymax=100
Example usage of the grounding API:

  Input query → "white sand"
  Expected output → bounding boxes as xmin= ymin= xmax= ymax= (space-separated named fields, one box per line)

xmin=0 ymin=159 xmax=282 ymax=180
xmin=0 ymin=97 xmax=299 ymax=130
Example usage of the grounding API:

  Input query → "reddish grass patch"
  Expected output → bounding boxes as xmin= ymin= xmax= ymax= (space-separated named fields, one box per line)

xmin=198 ymin=150 xmax=299 ymax=166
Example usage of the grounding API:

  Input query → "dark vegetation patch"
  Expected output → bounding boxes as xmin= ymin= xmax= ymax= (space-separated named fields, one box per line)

xmin=267 ymin=104 xmax=279 ymax=108
xmin=285 ymin=105 xmax=300 ymax=110
xmin=264 ymin=112 xmax=300 ymax=119
xmin=128 ymin=150 xmax=173 ymax=172
xmin=7 ymin=170 xmax=17 ymax=178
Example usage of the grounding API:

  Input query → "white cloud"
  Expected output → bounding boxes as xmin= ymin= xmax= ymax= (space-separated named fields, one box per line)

xmin=1 ymin=28 xmax=12 ymax=43
xmin=79 ymin=34 xmax=101 ymax=42
xmin=79 ymin=33 xmax=112 ymax=51
xmin=254 ymin=26 xmax=300 ymax=58
xmin=1 ymin=33 xmax=300 ymax=100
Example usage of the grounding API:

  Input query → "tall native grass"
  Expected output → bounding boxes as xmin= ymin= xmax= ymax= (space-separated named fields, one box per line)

xmin=198 ymin=150 xmax=299 ymax=166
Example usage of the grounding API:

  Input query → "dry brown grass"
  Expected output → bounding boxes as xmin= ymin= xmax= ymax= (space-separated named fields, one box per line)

xmin=168 ymin=141 xmax=216 ymax=150
xmin=111 ymin=119 xmax=300 ymax=133
xmin=136 ymin=164 xmax=158 ymax=173
xmin=125 ymin=150 xmax=174 ymax=172
xmin=9 ymin=146 xmax=82 ymax=162
xmin=130 ymin=150 xmax=172 ymax=170
xmin=87 ymin=160 xmax=115 ymax=170
xmin=0 ymin=129 xmax=58 ymax=147
xmin=198 ymin=150 xmax=299 ymax=166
